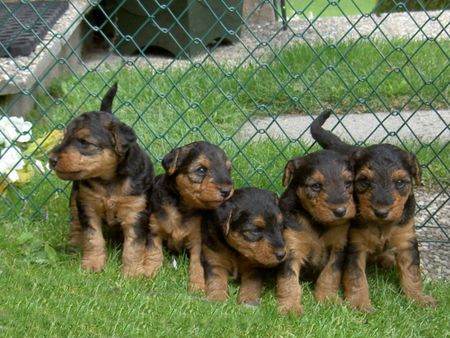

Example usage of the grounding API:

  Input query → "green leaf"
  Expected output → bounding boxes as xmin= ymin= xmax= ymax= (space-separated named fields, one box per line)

xmin=17 ymin=232 xmax=34 ymax=245
xmin=44 ymin=244 xmax=58 ymax=263
xmin=16 ymin=164 xmax=35 ymax=185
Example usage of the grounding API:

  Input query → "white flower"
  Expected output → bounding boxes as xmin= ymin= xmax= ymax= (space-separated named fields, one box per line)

xmin=0 ymin=116 xmax=32 ymax=146
xmin=34 ymin=159 xmax=49 ymax=173
xmin=0 ymin=145 xmax=25 ymax=182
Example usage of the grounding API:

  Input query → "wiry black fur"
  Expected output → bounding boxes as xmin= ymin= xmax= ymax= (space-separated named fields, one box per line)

xmin=310 ymin=110 xmax=436 ymax=310
xmin=310 ymin=109 xmax=420 ymax=224
xmin=52 ymin=110 xmax=153 ymax=193
xmin=279 ymin=149 xmax=354 ymax=281
xmin=149 ymin=141 xmax=233 ymax=232
xmin=202 ymin=187 xmax=286 ymax=259
xmin=202 ymin=187 xmax=286 ymax=305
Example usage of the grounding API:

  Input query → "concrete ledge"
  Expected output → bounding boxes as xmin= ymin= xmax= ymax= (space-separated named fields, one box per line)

xmin=239 ymin=110 xmax=450 ymax=143
xmin=0 ymin=0 xmax=94 ymax=115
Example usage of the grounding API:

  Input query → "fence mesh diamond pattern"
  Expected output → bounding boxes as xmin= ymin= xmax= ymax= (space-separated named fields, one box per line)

xmin=0 ymin=0 xmax=448 ymax=243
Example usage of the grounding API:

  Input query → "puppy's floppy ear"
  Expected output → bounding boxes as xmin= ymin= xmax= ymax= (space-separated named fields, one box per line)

xmin=272 ymin=192 xmax=280 ymax=205
xmin=216 ymin=202 xmax=234 ymax=236
xmin=100 ymin=82 xmax=118 ymax=114
xmin=162 ymin=144 xmax=192 ymax=176
xmin=109 ymin=120 xmax=137 ymax=157
xmin=350 ymin=148 xmax=367 ymax=168
xmin=162 ymin=149 xmax=181 ymax=176
xmin=408 ymin=152 xmax=422 ymax=186
xmin=222 ymin=210 xmax=233 ymax=236
xmin=282 ymin=157 xmax=304 ymax=187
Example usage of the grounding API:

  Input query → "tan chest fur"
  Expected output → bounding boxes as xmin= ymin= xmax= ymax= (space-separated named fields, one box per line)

xmin=285 ymin=213 xmax=352 ymax=269
xmin=80 ymin=179 xmax=146 ymax=226
xmin=150 ymin=204 xmax=201 ymax=250
xmin=362 ymin=226 xmax=394 ymax=253
xmin=320 ymin=222 xmax=350 ymax=248
xmin=285 ymin=215 xmax=326 ymax=267
xmin=355 ymin=219 xmax=415 ymax=254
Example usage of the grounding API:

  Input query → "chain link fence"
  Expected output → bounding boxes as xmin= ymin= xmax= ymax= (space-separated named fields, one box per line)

xmin=0 ymin=0 xmax=448 ymax=243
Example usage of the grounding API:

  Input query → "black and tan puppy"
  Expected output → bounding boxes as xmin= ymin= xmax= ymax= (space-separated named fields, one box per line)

xmin=277 ymin=150 xmax=356 ymax=314
xmin=144 ymin=141 xmax=233 ymax=292
xmin=310 ymin=109 xmax=436 ymax=311
xmin=49 ymin=83 xmax=154 ymax=277
xmin=202 ymin=187 xmax=287 ymax=305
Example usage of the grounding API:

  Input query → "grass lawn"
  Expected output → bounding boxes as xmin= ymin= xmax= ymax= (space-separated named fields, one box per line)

xmin=0 ymin=35 xmax=448 ymax=336
xmin=287 ymin=0 xmax=377 ymax=17
xmin=1 ymin=217 xmax=449 ymax=337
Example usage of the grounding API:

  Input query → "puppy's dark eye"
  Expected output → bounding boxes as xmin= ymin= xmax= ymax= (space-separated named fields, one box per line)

xmin=309 ymin=183 xmax=322 ymax=192
xmin=356 ymin=178 xmax=370 ymax=190
xmin=196 ymin=166 xmax=207 ymax=175
xmin=243 ymin=228 xmax=263 ymax=242
xmin=395 ymin=179 xmax=407 ymax=189
xmin=77 ymin=139 xmax=91 ymax=147
xmin=345 ymin=180 xmax=353 ymax=189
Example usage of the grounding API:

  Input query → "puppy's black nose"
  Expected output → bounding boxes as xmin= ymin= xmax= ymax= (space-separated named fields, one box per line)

xmin=220 ymin=187 xmax=231 ymax=199
xmin=374 ymin=208 xmax=389 ymax=219
xmin=48 ymin=154 xmax=59 ymax=168
xmin=275 ymin=249 xmax=286 ymax=261
xmin=333 ymin=207 xmax=347 ymax=218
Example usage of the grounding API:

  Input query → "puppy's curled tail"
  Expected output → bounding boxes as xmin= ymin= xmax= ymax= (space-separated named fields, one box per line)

xmin=100 ymin=82 xmax=118 ymax=113
xmin=310 ymin=109 xmax=356 ymax=153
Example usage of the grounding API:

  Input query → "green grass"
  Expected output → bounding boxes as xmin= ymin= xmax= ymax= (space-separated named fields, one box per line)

xmin=1 ymin=217 xmax=449 ymax=337
xmin=287 ymin=0 xmax=377 ymax=18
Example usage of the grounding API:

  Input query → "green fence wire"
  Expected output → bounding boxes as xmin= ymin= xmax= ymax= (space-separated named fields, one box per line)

xmin=0 ymin=0 xmax=448 ymax=243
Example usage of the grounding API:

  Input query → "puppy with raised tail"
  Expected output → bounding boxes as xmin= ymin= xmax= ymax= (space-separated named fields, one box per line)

xmin=49 ymin=83 xmax=154 ymax=277
xmin=310 ymin=109 xmax=436 ymax=311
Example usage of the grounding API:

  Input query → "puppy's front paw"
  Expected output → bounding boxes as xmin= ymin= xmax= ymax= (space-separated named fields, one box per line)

xmin=412 ymin=294 xmax=437 ymax=308
xmin=143 ymin=260 xmax=162 ymax=278
xmin=189 ymin=279 xmax=206 ymax=293
xmin=122 ymin=263 xmax=145 ymax=277
xmin=206 ymin=290 xmax=228 ymax=301
xmin=243 ymin=300 xmax=260 ymax=307
xmin=348 ymin=299 xmax=373 ymax=313
xmin=315 ymin=291 xmax=343 ymax=304
xmin=278 ymin=302 xmax=304 ymax=316
xmin=81 ymin=255 xmax=106 ymax=272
